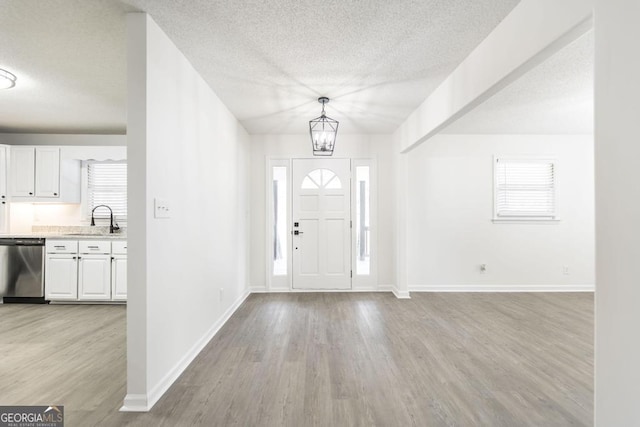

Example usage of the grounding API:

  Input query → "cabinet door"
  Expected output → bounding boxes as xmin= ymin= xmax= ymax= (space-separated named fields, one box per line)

xmin=111 ymin=255 xmax=127 ymax=301
xmin=10 ymin=146 xmax=35 ymax=197
xmin=45 ymin=255 xmax=78 ymax=300
xmin=78 ymin=255 xmax=111 ymax=300
xmin=35 ymin=147 xmax=60 ymax=197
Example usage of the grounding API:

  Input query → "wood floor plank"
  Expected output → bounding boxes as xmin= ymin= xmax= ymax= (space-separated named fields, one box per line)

xmin=0 ymin=292 xmax=593 ymax=426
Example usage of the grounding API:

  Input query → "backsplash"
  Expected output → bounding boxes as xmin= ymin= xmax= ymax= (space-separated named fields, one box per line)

xmin=32 ymin=225 xmax=127 ymax=236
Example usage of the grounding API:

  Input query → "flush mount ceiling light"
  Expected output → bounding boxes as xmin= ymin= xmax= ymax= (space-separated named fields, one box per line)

xmin=0 ymin=68 xmax=17 ymax=89
xmin=309 ymin=97 xmax=339 ymax=156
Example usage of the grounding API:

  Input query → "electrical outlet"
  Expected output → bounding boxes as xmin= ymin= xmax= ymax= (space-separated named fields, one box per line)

xmin=480 ymin=264 xmax=487 ymax=274
xmin=563 ymin=265 xmax=570 ymax=275
xmin=154 ymin=198 xmax=171 ymax=219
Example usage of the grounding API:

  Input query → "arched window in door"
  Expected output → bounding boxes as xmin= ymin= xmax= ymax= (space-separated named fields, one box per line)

xmin=301 ymin=168 xmax=342 ymax=189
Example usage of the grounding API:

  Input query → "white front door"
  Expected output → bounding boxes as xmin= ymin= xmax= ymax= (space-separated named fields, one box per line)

xmin=292 ymin=159 xmax=351 ymax=290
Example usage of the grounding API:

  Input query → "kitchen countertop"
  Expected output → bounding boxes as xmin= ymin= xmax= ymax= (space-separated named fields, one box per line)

xmin=0 ymin=233 xmax=127 ymax=240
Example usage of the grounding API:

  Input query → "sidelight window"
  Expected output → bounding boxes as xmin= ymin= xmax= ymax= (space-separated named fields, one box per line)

xmin=356 ymin=166 xmax=370 ymax=275
xmin=272 ymin=166 xmax=288 ymax=276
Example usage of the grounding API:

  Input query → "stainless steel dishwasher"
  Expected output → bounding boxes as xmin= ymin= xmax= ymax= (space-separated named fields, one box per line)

xmin=0 ymin=238 xmax=46 ymax=303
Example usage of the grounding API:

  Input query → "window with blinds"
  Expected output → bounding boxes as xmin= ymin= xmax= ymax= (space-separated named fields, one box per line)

xmin=494 ymin=158 xmax=556 ymax=219
xmin=87 ymin=162 xmax=127 ymax=219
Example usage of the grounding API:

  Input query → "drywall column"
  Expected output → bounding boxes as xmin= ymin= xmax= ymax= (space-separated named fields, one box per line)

xmin=393 ymin=139 xmax=410 ymax=299
xmin=594 ymin=1 xmax=640 ymax=425
xmin=123 ymin=13 xmax=250 ymax=412
xmin=123 ymin=13 xmax=148 ymax=411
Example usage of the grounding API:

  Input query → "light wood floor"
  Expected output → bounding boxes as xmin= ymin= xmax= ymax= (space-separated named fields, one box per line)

xmin=0 ymin=303 xmax=126 ymax=426
xmin=0 ymin=293 xmax=593 ymax=426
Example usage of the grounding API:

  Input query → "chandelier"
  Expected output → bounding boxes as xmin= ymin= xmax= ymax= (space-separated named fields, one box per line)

xmin=309 ymin=97 xmax=339 ymax=156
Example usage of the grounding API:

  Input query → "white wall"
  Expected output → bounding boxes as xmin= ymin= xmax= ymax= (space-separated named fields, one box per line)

xmin=125 ymin=13 xmax=249 ymax=411
xmin=594 ymin=1 xmax=640 ymax=424
xmin=407 ymin=134 xmax=594 ymax=290
xmin=249 ymin=134 xmax=395 ymax=291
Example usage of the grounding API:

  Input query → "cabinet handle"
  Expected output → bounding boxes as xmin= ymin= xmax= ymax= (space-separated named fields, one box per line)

xmin=72 ymin=256 xmax=77 ymax=260
xmin=88 ymin=246 xmax=99 ymax=249
xmin=53 ymin=192 xmax=58 ymax=196
xmin=1 ymin=195 xmax=4 ymax=198
xmin=54 ymin=246 xmax=65 ymax=249
xmin=1 ymin=202 xmax=4 ymax=205
xmin=29 ymin=192 xmax=33 ymax=195
xmin=111 ymin=257 xmax=114 ymax=261
xmin=77 ymin=256 xmax=81 ymax=259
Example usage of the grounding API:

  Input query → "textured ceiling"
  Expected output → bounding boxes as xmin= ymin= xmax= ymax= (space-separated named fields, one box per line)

xmin=442 ymin=30 xmax=594 ymax=135
xmin=0 ymin=0 xmax=129 ymax=134
xmin=0 ymin=0 xmax=521 ymax=134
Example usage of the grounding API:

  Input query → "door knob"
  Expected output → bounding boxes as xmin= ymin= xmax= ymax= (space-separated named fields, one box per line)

xmin=294 ymin=230 xmax=304 ymax=236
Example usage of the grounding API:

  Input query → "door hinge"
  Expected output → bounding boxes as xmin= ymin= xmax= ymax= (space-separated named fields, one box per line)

xmin=350 ymin=270 xmax=353 ymax=278
xmin=350 ymin=220 xmax=352 ymax=228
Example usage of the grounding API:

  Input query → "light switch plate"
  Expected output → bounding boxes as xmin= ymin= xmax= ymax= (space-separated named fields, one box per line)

xmin=154 ymin=198 xmax=171 ymax=219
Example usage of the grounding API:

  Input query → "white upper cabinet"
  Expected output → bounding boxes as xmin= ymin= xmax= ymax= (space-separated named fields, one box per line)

xmin=35 ymin=147 xmax=60 ymax=197
xmin=10 ymin=146 xmax=60 ymax=198
xmin=9 ymin=146 xmax=36 ymax=197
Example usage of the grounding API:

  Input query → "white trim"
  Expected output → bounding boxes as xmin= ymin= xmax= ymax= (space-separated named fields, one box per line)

xmin=120 ymin=289 xmax=251 ymax=412
xmin=409 ymin=284 xmax=595 ymax=292
xmin=392 ymin=287 xmax=411 ymax=299
xmin=253 ymin=288 xmax=394 ymax=294
xmin=492 ymin=219 xmax=561 ymax=224
xmin=120 ymin=394 xmax=148 ymax=412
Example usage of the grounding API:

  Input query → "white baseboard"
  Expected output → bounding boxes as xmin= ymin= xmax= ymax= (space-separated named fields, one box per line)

xmin=250 ymin=286 xmax=392 ymax=294
xmin=120 ymin=289 xmax=251 ymax=413
xmin=120 ymin=394 xmax=148 ymax=412
xmin=391 ymin=286 xmax=411 ymax=299
xmin=252 ymin=284 xmax=398 ymax=294
xmin=409 ymin=284 xmax=595 ymax=292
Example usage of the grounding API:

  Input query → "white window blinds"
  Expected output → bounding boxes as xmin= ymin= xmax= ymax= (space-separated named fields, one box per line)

xmin=87 ymin=162 xmax=127 ymax=219
xmin=495 ymin=158 xmax=556 ymax=218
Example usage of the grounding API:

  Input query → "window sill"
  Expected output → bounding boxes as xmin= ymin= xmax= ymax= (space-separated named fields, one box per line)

xmin=492 ymin=218 xmax=560 ymax=224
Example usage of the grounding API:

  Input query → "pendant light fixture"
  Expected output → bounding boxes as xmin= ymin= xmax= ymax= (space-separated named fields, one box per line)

xmin=0 ymin=68 xmax=17 ymax=89
xmin=309 ymin=97 xmax=338 ymax=156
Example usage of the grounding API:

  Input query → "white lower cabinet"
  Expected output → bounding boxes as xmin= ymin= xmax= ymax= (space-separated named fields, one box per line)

xmin=45 ymin=239 xmax=126 ymax=302
xmin=78 ymin=255 xmax=112 ymax=300
xmin=45 ymin=254 xmax=78 ymax=300
xmin=111 ymin=255 xmax=127 ymax=301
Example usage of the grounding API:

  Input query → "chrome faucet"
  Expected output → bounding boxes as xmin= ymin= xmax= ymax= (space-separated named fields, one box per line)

xmin=91 ymin=205 xmax=120 ymax=234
